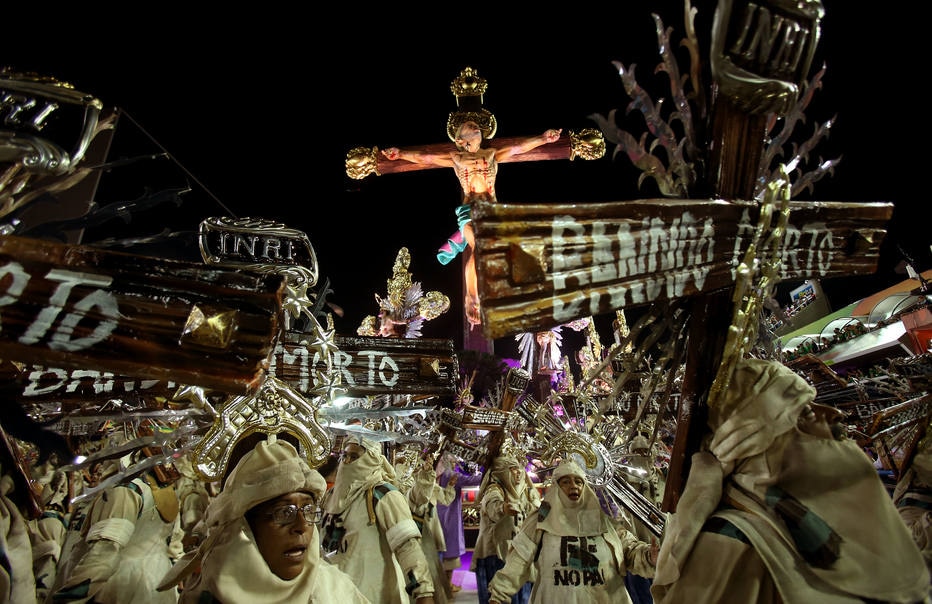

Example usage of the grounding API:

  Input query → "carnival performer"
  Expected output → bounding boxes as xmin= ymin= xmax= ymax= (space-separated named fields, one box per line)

xmin=320 ymin=435 xmax=436 ymax=603
xmin=488 ymin=458 xmax=657 ymax=604
xmin=407 ymin=458 xmax=457 ymax=602
xmin=1 ymin=464 xmax=37 ymax=603
xmin=471 ymin=452 xmax=541 ymax=604
xmin=893 ymin=431 xmax=932 ymax=577
xmin=158 ymin=437 xmax=369 ymax=603
xmin=436 ymin=453 xmax=482 ymax=592
xmin=651 ymin=358 xmax=931 ymax=603
xmin=49 ymin=456 xmax=182 ymax=604
xmin=28 ymin=461 xmax=70 ymax=601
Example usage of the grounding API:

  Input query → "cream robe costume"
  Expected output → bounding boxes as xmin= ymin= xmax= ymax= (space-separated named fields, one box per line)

xmin=0 ymin=471 xmax=36 ymax=604
xmin=320 ymin=435 xmax=434 ymax=603
xmin=28 ymin=466 xmax=70 ymax=601
xmin=408 ymin=461 xmax=457 ymax=602
xmin=50 ymin=472 xmax=180 ymax=604
xmin=160 ymin=438 xmax=369 ymax=604
xmin=894 ymin=440 xmax=932 ymax=577
xmin=472 ymin=454 xmax=541 ymax=568
xmin=652 ymin=358 xmax=931 ymax=604
xmin=489 ymin=460 xmax=655 ymax=604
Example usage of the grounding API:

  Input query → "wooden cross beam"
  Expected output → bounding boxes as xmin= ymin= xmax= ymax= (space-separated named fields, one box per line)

xmin=12 ymin=334 xmax=458 ymax=417
xmin=471 ymin=197 xmax=891 ymax=339
xmin=346 ymin=134 xmax=601 ymax=180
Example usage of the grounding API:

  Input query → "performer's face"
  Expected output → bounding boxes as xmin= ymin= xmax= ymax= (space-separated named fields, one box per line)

xmin=557 ymin=475 xmax=585 ymax=502
xmin=248 ymin=491 xmax=317 ymax=580
xmin=341 ymin=443 xmax=364 ymax=464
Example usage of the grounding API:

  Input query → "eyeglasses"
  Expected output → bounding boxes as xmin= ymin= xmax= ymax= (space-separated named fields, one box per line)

xmin=263 ymin=503 xmax=322 ymax=526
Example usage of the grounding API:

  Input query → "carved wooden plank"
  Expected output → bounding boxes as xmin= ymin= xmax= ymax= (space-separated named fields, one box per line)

xmin=12 ymin=365 xmax=177 ymax=409
xmin=0 ymin=235 xmax=284 ymax=394
xmin=271 ymin=333 xmax=458 ymax=398
xmin=472 ymin=198 xmax=893 ymax=339
xmin=14 ymin=333 xmax=459 ymax=410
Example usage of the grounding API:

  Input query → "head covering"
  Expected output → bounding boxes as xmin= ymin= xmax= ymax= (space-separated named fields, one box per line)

xmin=539 ymin=459 xmax=611 ymax=536
xmin=157 ymin=437 xmax=326 ymax=592
xmin=478 ymin=453 xmax=523 ymax=502
xmin=208 ymin=438 xmax=325 ymax=525
xmin=654 ymin=359 xmax=930 ymax=601
xmin=324 ymin=435 xmax=395 ymax=514
xmin=629 ymin=435 xmax=650 ymax=453
xmin=708 ymin=357 xmax=814 ymax=482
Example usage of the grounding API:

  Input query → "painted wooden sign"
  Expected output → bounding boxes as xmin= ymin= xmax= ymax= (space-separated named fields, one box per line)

xmin=15 ymin=333 xmax=458 ymax=410
xmin=472 ymin=197 xmax=893 ymax=339
xmin=271 ymin=332 xmax=458 ymax=397
xmin=0 ymin=235 xmax=285 ymax=394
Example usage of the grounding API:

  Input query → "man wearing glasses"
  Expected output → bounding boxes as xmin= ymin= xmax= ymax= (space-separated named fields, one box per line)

xmin=159 ymin=437 xmax=369 ymax=603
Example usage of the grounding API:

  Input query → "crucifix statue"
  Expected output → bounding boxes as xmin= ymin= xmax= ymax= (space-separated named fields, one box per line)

xmin=346 ymin=66 xmax=605 ymax=352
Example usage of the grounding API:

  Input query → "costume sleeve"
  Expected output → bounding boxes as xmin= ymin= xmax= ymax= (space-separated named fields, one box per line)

xmin=617 ymin=525 xmax=656 ymax=578
xmin=0 ymin=474 xmax=36 ymax=604
xmin=53 ymin=483 xmax=142 ymax=601
xmin=376 ymin=489 xmax=435 ymax=598
xmin=407 ymin=466 xmax=435 ymax=512
xmin=461 ymin=471 xmax=484 ymax=487
xmin=482 ymin=485 xmax=507 ymax=523
xmin=488 ymin=518 xmax=538 ymax=602
xmin=436 ymin=482 xmax=456 ymax=507
xmin=166 ymin=513 xmax=185 ymax=563
xmin=526 ymin=483 xmax=541 ymax=511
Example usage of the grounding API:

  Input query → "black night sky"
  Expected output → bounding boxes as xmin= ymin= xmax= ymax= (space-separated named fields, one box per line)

xmin=5 ymin=1 xmax=927 ymax=354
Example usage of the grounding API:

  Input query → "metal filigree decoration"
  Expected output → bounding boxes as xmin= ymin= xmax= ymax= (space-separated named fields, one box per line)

xmin=357 ymin=247 xmax=450 ymax=339
xmin=199 ymin=216 xmax=319 ymax=331
xmin=447 ymin=67 xmax=498 ymax=142
xmin=191 ymin=374 xmax=331 ymax=481
xmin=755 ymin=66 xmax=841 ymax=201
xmin=710 ymin=0 xmax=824 ymax=116
xmin=588 ymin=7 xmax=704 ymax=197
xmin=590 ymin=2 xmax=836 ymax=204
xmin=709 ymin=166 xmax=792 ymax=407
xmin=345 ymin=146 xmax=380 ymax=180
xmin=181 ymin=300 xmax=340 ymax=480
xmin=0 ymin=69 xmax=111 ymax=221
xmin=568 ymin=128 xmax=606 ymax=161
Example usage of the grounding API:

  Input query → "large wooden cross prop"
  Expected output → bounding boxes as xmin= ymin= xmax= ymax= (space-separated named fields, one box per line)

xmin=350 ymin=1 xmax=893 ymax=516
xmin=474 ymin=1 xmax=892 ymax=512
xmin=6 ymin=220 xmax=459 ymax=416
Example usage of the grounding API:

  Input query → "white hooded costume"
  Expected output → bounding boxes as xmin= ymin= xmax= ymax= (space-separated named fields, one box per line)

xmin=319 ymin=435 xmax=434 ymax=603
xmin=652 ymin=358 xmax=931 ymax=604
xmin=159 ymin=438 xmax=369 ymax=603
xmin=488 ymin=459 xmax=655 ymax=604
